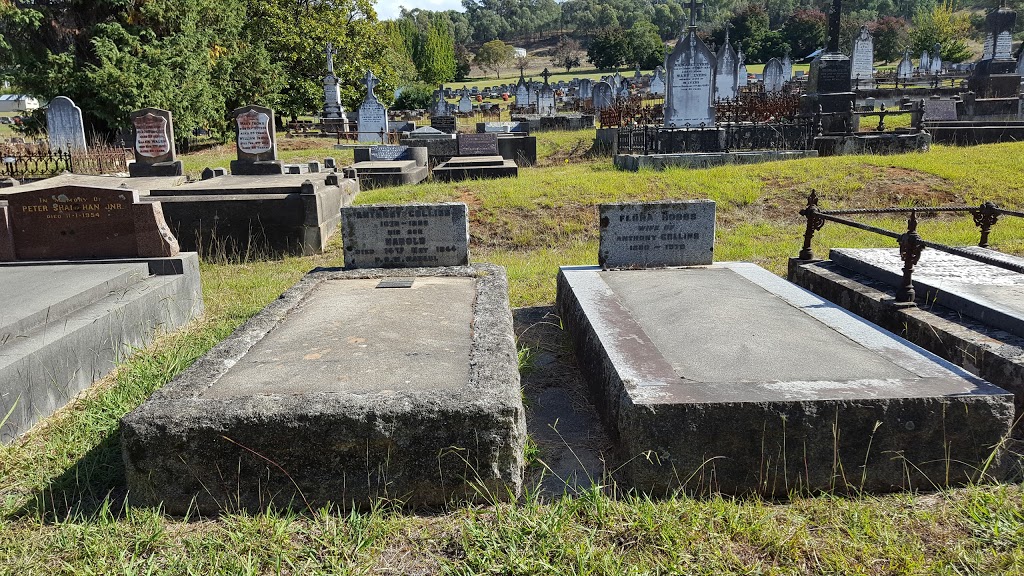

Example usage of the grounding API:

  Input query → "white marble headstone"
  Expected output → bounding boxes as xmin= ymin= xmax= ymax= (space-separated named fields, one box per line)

xmin=763 ymin=58 xmax=784 ymax=93
xmin=357 ymin=70 xmax=388 ymax=143
xmin=851 ymin=26 xmax=874 ymax=87
xmin=663 ymin=30 xmax=716 ymax=128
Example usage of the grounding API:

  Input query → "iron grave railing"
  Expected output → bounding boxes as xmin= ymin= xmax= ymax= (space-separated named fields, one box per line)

xmin=0 ymin=146 xmax=130 ymax=179
xmin=797 ymin=190 xmax=1023 ymax=302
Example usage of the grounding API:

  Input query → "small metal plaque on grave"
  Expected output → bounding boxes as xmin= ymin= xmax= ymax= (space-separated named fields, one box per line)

xmin=376 ymin=278 xmax=415 ymax=288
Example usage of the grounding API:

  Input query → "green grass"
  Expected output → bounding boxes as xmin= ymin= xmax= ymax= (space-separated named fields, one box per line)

xmin=5 ymin=137 xmax=1024 ymax=573
xmin=179 ymin=138 xmax=354 ymax=180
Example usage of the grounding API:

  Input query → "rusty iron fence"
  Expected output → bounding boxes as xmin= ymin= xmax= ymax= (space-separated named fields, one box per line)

xmin=797 ymin=190 xmax=1023 ymax=302
xmin=0 ymin=145 xmax=130 ymax=179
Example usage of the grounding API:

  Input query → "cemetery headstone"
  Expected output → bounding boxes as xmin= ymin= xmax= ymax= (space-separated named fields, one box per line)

xmin=763 ymin=58 xmax=785 ymax=93
xmin=851 ymin=25 xmax=874 ymax=88
xmin=649 ymin=67 xmax=666 ymax=95
xmin=458 ymin=133 xmax=499 ymax=156
xmin=578 ymin=78 xmax=593 ymax=100
xmin=430 ymin=116 xmax=457 ymax=134
xmin=322 ymin=42 xmax=347 ymax=121
xmin=230 ymin=105 xmax=284 ymax=174
xmin=715 ymin=38 xmax=739 ymax=100
xmin=341 ymin=203 xmax=469 ymax=269
xmin=369 ymin=145 xmax=410 ymax=161
xmin=663 ymin=28 xmax=716 ymax=127
xmin=592 ymin=81 xmax=614 ymax=111
xmin=920 ymin=50 xmax=931 ymax=73
xmin=457 ymin=91 xmax=473 ymax=114
xmin=930 ymin=44 xmax=942 ymax=74
xmin=430 ymin=86 xmax=450 ymax=117
xmin=128 ymin=107 xmax=183 ymax=177
xmin=46 ymin=96 xmax=87 ymax=153
xmin=924 ymin=99 xmax=958 ymax=121
xmin=357 ymin=70 xmax=388 ymax=143
xmin=782 ymin=53 xmax=793 ymax=81
xmin=736 ymin=47 xmax=748 ymax=87
xmin=598 ymin=200 xmax=715 ymax=268
xmin=0 ymin=185 xmax=179 ymax=260
xmin=897 ymin=48 xmax=914 ymax=81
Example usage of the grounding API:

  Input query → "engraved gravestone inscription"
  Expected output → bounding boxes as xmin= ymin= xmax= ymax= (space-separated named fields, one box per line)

xmin=341 ymin=203 xmax=469 ymax=269
xmin=599 ymin=200 xmax=716 ymax=268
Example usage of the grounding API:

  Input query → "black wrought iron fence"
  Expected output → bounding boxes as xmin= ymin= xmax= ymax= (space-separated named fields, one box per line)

xmin=797 ymin=190 xmax=1021 ymax=302
xmin=0 ymin=146 xmax=130 ymax=178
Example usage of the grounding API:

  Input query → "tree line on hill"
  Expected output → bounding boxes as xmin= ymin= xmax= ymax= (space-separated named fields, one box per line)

xmin=0 ymin=0 xmax=1007 ymax=143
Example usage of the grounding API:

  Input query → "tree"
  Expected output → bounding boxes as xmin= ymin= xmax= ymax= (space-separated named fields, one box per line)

xmin=587 ymin=27 xmax=628 ymax=70
xmin=871 ymin=16 xmax=909 ymax=63
xmin=475 ymin=39 xmax=516 ymax=78
xmin=0 ymin=0 xmax=266 ymax=139
xmin=418 ymin=15 xmax=457 ymax=84
xmin=551 ymin=36 xmax=582 ymax=73
xmin=780 ymin=9 xmax=826 ymax=59
xmin=516 ymin=55 xmax=530 ymax=74
xmin=625 ymin=21 xmax=665 ymax=69
xmin=393 ymin=84 xmax=433 ymax=109
xmin=910 ymin=0 xmax=972 ymax=63
xmin=454 ymin=44 xmax=473 ymax=80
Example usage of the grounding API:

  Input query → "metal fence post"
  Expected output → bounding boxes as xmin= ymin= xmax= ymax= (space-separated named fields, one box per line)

xmin=896 ymin=210 xmax=924 ymax=303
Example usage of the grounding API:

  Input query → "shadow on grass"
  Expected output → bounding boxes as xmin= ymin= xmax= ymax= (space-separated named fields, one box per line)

xmin=12 ymin=431 xmax=128 ymax=523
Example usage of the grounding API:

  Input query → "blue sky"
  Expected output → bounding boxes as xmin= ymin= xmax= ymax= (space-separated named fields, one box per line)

xmin=375 ymin=0 xmax=464 ymax=20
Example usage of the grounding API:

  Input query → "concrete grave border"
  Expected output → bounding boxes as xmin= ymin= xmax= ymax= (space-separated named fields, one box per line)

xmin=122 ymin=263 xmax=524 ymax=515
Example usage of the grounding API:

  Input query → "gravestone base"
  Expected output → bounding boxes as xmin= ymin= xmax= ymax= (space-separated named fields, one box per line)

xmin=0 ymin=254 xmax=203 ymax=442
xmin=122 ymin=264 xmax=525 ymax=515
xmin=229 ymin=159 xmax=285 ymax=175
xmin=657 ymin=127 xmax=725 ymax=154
xmin=788 ymin=255 xmax=1024 ymax=430
xmin=557 ymin=263 xmax=1015 ymax=496
xmin=814 ymin=131 xmax=931 ymax=156
xmin=801 ymin=92 xmax=857 ymax=134
xmin=129 ymin=160 xmax=183 ymax=178
xmin=614 ymin=150 xmax=818 ymax=171
xmin=432 ymin=156 xmax=518 ymax=182
xmin=149 ymin=175 xmax=357 ymax=256
xmin=925 ymin=120 xmax=1024 ymax=144
xmin=343 ymin=161 xmax=429 ymax=189
xmin=497 ymin=135 xmax=538 ymax=166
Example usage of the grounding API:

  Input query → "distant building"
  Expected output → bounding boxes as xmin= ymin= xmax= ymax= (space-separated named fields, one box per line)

xmin=0 ymin=94 xmax=40 ymax=113
xmin=513 ymin=47 xmax=527 ymax=58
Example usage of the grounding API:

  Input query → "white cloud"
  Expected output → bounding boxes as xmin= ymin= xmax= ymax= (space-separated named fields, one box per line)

xmin=375 ymin=0 xmax=465 ymax=20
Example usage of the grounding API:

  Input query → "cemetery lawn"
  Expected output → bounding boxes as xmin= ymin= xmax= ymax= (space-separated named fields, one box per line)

xmin=3 ymin=139 xmax=1024 ymax=573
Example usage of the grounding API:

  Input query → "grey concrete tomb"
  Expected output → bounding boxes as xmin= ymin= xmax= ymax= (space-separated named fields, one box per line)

xmin=122 ymin=264 xmax=525 ymax=514
xmin=557 ymin=263 xmax=1014 ymax=496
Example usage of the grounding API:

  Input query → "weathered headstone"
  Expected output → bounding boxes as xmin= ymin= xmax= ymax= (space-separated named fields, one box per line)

xmin=592 ymin=81 xmax=614 ymax=111
xmin=763 ymin=58 xmax=785 ymax=93
xmin=851 ymin=25 xmax=874 ymax=88
xmin=924 ymin=99 xmax=958 ymax=121
xmin=663 ymin=29 xmax=716 ymax=127
xmin=369 ymin=145 xmax=410 ymax=161
xmin=457 ymin=91 xmax=473 ymax=114
xmin=322 ymin=42 xmax=347 ymax=121
xmin=0 ymin=185 xmax=179 ymax=260
xmin=341 ymin=203 xmax=469 ymax=269
xmin=982 ymin=5 xmax=1015 ymax=60
xmin=515 ymin=73 xmax=530 ymax=107
xmin=736 ymin=46 xmax=748 ymax=88
xmin=578 ymin=78 xmax=593 ymax=100
xmin=357 ymin=70 xmax=388 ymax=143
xmin=430 ymin=116 xmax=457 ymax=134
xmin=458 ymin=133 xmax=499 ymax=156
xmin=782 ymin=53 xmax=793 ymax=81
xmin=230 ymin=105 xmax=284 ymax=175
xmin=896 ymin=48 xmax=914 ymax=81
xmin=715 ymin=36 xmax=739 ymax=100
xmin=919 ymin=50 xmax=931 ymax=73
xmin=430 ymin=86 xmax=450 ymax=117
xmin=46 ymin=96 xmax=87 ymax=153
xmin=649 ymin=67 xmax=666 ymax=95
xmin=598 ymin=200 xmax=715 ymax=268
xmin=128 ymin=108 xmax=183 ymax=177
xmin=537 ymin=69 xmax=556 ymax=116
xmin=930 ymin=44 xmax=942 ymax=74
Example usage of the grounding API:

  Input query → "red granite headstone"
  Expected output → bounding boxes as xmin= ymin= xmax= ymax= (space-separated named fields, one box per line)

xmin=0 ymin=185 xmax=179 ymax=260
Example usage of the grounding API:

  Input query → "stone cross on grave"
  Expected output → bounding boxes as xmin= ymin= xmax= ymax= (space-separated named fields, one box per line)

xmin=363 ymin=69 xmax=379 ymax=101
xmin=827 ymin=0 xmax=841 ymax=53
xmin=686 ymin=0 xmax=702 ymax=30
xmin=325 ymin=42 xmax=337 ymax=74
xmin=541 ymin=68 xmax=551 ymax=85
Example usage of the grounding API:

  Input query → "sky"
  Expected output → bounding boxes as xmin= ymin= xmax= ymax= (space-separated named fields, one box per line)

xmin=375 ymin=0 xmax=464 ymax=20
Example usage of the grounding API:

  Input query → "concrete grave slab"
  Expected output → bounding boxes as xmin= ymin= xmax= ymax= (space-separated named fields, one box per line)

xmin=1 ymin=254 xmax=203 ymax=442
xmin=122 ymin=264 xmax=525 ymax=514
xmin=557 ymin=263 xmax=1014 ymax=496
xmin=831 ymin=247 xmax=1024 ymax=339
xmin=432 ymin=156 xmax=518 ymax=182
